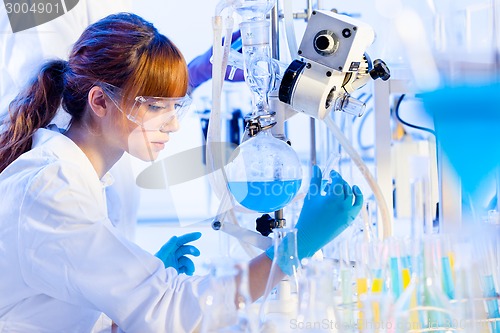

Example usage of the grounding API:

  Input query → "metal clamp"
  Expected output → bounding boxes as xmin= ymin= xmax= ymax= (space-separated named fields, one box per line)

xmin=244 ymin=112 xmax=277 ymax=137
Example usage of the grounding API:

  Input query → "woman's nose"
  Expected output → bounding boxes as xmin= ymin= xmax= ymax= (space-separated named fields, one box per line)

xmin=159 ymin=116 xmax=180 ymax=133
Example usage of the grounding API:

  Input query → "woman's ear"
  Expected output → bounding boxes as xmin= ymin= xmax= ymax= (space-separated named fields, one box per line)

xmin=88 ymin=86 xmax=109 ymax=118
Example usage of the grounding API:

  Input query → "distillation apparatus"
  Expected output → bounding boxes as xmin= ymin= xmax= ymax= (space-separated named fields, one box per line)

xmin=207 ymin=0 xmax=391 ymax=257
xmin=202 ymin=1 xmax=393 ymax=329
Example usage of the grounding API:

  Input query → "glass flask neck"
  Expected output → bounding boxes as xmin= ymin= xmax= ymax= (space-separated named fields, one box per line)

xmin=259 ymin=228 xmax=301 ymax=330
xmin=233 ymin=0 xmax=277 ymax=22
xmin=272 ymin=228 xmax=300 ymax=275
xmin=244 ymin=112 xmax=276 ymax=138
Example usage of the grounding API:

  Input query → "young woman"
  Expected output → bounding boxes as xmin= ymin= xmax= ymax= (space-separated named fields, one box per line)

xmin=0 ymin=13 xmax=363 ymax=332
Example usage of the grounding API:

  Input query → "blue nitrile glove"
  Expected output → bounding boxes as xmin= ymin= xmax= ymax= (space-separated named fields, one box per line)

xmin=295 ymin=165 xmax=363 ymax=259
xmin=155 ymin=232 xmax=202 ymax=275
xmin=187 ymin=30 xmax=245 ymax=90
xmin=265 ymin=165 xmax=363 ymax=273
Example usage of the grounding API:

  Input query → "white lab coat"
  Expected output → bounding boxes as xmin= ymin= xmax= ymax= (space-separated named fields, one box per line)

xmin=0 ymin=127 xmax=236 ymax=332
xmin=0 ymin=5 xmax=141 ymax=331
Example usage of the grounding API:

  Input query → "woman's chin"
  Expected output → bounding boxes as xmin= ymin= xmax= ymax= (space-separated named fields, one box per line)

xmin=129 ymin=150 xmax=160 ymax=162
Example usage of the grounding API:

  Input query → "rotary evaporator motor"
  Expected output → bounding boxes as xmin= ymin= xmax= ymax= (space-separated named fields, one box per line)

xmin=278 ymin=10 xmax=390 ymax=120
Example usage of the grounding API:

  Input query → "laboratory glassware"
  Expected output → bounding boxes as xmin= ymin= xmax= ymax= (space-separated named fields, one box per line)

xmin=259 ymin=228 xmax=301 ymax=332
xmin=225 ymin=128 xmax=302 ymax=213
xmin=390 ymin=236 xmax=456 ymax=333
xmin=296 ymin=259 xmax=339 ymax=333
xmin=200 ymin=257 xmax=257 ymax=333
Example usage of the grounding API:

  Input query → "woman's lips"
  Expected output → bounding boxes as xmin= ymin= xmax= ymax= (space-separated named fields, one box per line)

xmin=151 ymin=142 xmax=166 ymax=150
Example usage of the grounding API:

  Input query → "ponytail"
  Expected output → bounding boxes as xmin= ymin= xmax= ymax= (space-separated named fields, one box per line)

xmin=0 ymin=59 xmax=67 ymax=173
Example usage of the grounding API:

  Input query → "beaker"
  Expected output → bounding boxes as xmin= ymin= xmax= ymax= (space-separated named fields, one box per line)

xmin=225 ymin=129 xmax=303 ymax=213
xmin=200 ymin=257 xmax=258 ymax=333
xmin=296 ymin=259 xmax=339 ymax=333
xmin=199 ymin=258 xmax=239 ymax=332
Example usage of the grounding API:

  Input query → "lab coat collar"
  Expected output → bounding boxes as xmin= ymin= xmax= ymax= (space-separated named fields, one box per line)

xmin=100 ymin=173 xmax=114 ymax=188
xmin=32 ymin=125 xmax=114 ymax=188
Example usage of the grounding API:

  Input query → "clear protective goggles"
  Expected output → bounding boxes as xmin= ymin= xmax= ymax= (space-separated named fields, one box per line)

xmin=98 ymin=82 xmax=192 ymax=132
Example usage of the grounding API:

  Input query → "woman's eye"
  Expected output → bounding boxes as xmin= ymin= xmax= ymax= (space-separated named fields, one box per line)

xmin=148 ymin=104 xmax=166 ymax=112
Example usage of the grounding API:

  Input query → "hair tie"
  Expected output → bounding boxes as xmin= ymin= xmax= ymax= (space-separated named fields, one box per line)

xmin=62 ymin=60 xmax=71 ymax=74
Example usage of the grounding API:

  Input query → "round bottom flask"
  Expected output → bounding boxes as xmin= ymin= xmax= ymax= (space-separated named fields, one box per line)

xmin=225 ymin=130 xmax=302 ymax=213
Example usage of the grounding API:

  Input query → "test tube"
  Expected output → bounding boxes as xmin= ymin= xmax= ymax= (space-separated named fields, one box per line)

xmin=423 ymin=236 xmax=454 ymax=331
xmin=388 ymin=239 xmax=403 ymax=300
xmin=452 ymin=236 xmax=487 ymax=333
xmin=410 ymin=178 xmax=433 ymax=237
xmin=355 ymin=241 xmax=370 ymax=331
xmin=367 ymin=240 xmax=386 ymax=333
xmin=479 ymin=234 xmax=500 ymax=333
xmin=339 ymin=239 xmax=355 ymax=328
xmin=439 ymin=235 xmax=455 ymax=300
xmin=496 ymin=167 xmax=500 ymax=219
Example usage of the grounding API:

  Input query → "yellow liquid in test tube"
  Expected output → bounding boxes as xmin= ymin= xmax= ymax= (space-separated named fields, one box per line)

xmin=401 ymin=268 xmax=421 ymax=329
xmin=357 ymin=278 xmax=368 ymax=330
xmin=371 ymin=278 xmax=383 ymax=333
xmin=402 ymin=268 xmax=411 ymax=290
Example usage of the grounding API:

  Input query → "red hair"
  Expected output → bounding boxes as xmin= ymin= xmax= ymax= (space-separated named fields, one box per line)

xmin=0 ymin=13 xmax=188 ymax=172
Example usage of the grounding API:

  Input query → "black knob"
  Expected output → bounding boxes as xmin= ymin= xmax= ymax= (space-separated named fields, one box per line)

xmin=256 ymin=214 xmax=274 ymax=237
xmin=212 ymin=220 xmax=221 ymax=230
xmin=279 ymin=60 xmax=306 ymax=105
xmin=369 ymin=59 xmax=391 ymax=81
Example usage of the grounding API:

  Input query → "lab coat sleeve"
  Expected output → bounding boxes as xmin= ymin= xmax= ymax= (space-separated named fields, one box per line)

xmin=17 ymin=161 xmax=236 ymax=333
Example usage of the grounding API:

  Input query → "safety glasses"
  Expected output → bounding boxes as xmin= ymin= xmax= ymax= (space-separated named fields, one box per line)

xmin=98 ymin=82 xmax=192 ymax=132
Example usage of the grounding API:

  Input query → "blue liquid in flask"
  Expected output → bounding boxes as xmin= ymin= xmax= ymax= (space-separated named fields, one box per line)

xmin=228 ymin=179 xmax=302 ymax=212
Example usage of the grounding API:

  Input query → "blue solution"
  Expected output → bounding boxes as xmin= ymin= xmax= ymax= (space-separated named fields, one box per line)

xmin=390 ymin=257 xmax=402 ymax=299
xmin=483 ymin=275 xmax=500 ymax=333
xmin=421 ymin=84 xmax=500 ymax=198
xmin=402 ymin=255 xmax=412 ymax=271
xmin=228 ymin=179 xmax=302 ymax=213
xmin=441 ymin=256 xmax=455 ymax=299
